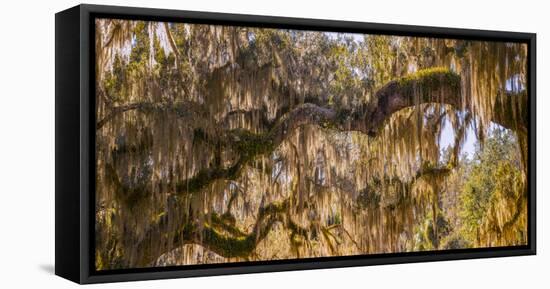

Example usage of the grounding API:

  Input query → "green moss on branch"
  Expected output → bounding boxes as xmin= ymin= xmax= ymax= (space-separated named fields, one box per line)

xmin=397 ymin=67 xmax=461 ymax=91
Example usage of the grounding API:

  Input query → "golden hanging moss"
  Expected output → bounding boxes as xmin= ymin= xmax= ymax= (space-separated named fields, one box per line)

xmin=94 ymin=18 xmax=529 ymax=270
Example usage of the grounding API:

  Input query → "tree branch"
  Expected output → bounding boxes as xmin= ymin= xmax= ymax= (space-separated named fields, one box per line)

xmin=134 ymin=199 xmax=290 ymax=267
xmin=169 ymin=69 xmax=526 ymax=197
xmin=102 ymin=68 xmax=528 ymax=267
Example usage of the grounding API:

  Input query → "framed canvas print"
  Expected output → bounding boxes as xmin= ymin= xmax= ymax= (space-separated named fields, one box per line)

xmin=55 ymin=4 xmax=536 ymax=284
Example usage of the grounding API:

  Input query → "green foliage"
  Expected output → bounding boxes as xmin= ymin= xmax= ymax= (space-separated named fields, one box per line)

xmin=410 ymin=128 xmax=523 ymax=250
xmin=364 ymin=35 xmax=411 ymax=89
xmin=104 ymin=54 xmax=127 ymax=102
xmin=328 ymin=43 xmax=362 ymax=105
xmin=241 ymin=29 xmax=294 ymax=67
xmin=413 ymin=208 xmax=451 ymax=251
xmin=152 ymin=33 xmax=182 ymax=97
xmin=365 ymin=36 xmax=394 ymax=87
xmin=129 ymin=21 xmax=150 ymax=65
xmin=458 ymin=128 xmax=522 ymax=245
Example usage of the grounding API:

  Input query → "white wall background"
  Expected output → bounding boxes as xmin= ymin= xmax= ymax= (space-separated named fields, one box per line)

xmin=0 ymin=0 xmax=547 ymax=287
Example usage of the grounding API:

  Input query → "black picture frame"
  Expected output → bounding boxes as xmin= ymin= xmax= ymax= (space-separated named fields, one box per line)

xmin=55 ymin=4 xmax=537 ymax=284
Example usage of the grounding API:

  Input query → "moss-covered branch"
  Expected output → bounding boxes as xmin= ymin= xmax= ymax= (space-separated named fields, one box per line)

xmin=363 ymin=68 xmax=461 ymax=136
xmin=103 ymin=68 xmax=525 ymax=208
xmin=104 ymin=68 xmax=528 ymax=267
xmin=133 ymin=199 xmax=290 ymax=267
xmin=173 ymin=68 xmax=526 ymax=196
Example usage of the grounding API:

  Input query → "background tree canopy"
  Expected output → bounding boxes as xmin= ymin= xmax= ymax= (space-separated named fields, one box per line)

xmin=94 ymin=19 xmax=528 ymax=269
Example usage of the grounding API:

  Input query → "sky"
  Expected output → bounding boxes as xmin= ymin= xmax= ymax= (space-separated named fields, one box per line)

xmin=325 ymin=31 xmax=365 ymax=43
xmin=439 ymin=118 xmax=477 ymax=159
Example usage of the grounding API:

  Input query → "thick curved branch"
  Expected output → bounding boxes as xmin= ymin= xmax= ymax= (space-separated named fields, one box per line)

xmin=100 ymin=68 xmax=530 ymax=269
xmin=104 ymin=69 xmax=528 ymax=266
xmin=102 ymin=69 xmax=527 ymax=201
xmin=98 ymin=68 xmax=526 ymax=139
xmin=363 ymin=68 xmax=462 ymax=136
xmin=174 ymin=69 xmax=527 ymax=196
xmin=134 ymin=199 xmax=289 ymax=267
xmin=175 ymin=159 xmax=244 ymax=194
xmin=173 ymin=104 xmax=339 ymax=194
